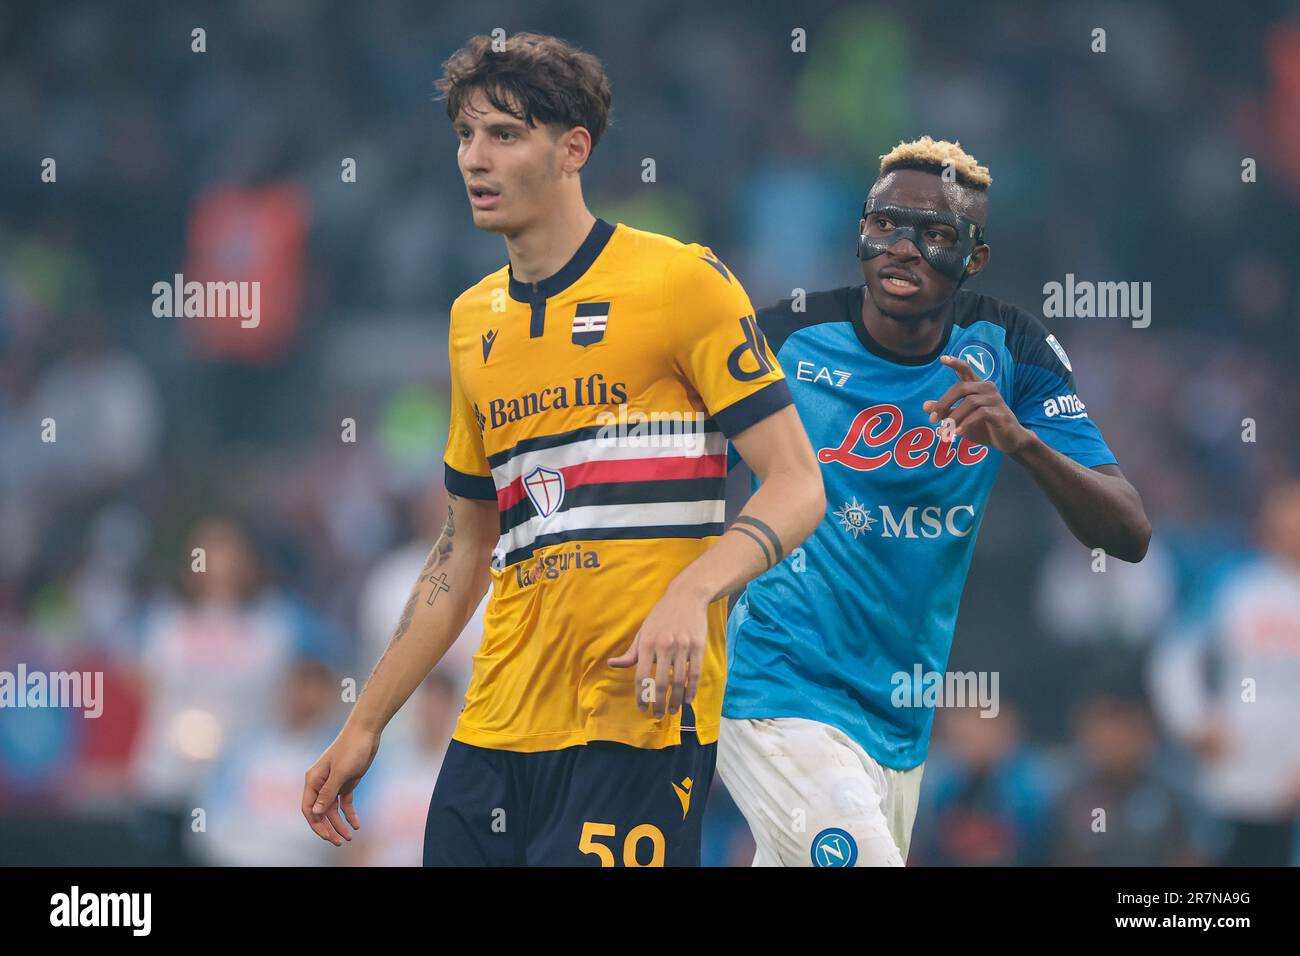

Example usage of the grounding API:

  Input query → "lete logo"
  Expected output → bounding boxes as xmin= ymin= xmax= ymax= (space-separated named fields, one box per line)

xmin=819 ymin=404 xmax=989 ymax=471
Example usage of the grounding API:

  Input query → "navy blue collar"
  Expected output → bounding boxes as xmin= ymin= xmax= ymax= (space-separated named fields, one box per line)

xmin=507 ymin=218 xmax=616 ymax=303
xmin=845 ymin=284 xmax=955 ymax=366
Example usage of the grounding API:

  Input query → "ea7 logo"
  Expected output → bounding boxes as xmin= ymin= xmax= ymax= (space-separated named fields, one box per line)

xmin=796 ymin=361 xmax=851 ymax=387
xmin=727 ymin=315 xmax=776 ymax=382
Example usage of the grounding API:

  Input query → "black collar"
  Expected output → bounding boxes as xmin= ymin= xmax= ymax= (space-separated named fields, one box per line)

xmin=507 ymin=218 xmax=617 ymax=303
xmin=843 ymin=284 xmax=955 ymax=366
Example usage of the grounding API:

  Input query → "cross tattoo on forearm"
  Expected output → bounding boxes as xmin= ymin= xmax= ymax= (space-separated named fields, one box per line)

xmin=423 ymin=570 xmax=451 ymax=605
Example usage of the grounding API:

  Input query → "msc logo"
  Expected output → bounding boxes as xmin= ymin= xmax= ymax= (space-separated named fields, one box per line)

xmin=811 ymin=827 xmax=858 ymax=867
xmin=522 ymin=466 xmax=565 ymax=517
xmin=833 ymin=503 xmax=977 ymax=540
xmin=727 ymin=315 xmax=776 ymax=382
xmin=957 ymin=343 xmax=997 ymax=381
xmin=833 ymin=498 xmax=876 ymax=539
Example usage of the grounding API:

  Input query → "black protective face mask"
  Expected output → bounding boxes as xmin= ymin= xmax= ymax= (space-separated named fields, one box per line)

xmin=857 ymin=200 xmax=986 ymax=282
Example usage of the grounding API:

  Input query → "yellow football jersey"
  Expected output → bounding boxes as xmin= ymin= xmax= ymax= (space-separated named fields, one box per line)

xmin=443 ymin=218 xmax=791 ymax=752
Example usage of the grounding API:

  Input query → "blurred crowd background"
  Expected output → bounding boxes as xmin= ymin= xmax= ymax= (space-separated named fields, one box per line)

xmin=2 ymin=0 xmax=1299 ymax=866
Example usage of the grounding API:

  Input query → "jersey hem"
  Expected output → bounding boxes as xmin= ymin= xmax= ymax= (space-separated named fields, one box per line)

xmin=719 ymin=705 xmax=924 ymax=771
xmin=1062 ymin=449 xmax=1119 ymax=469
xmin=453 ymin=717 xmax=719 ymax=753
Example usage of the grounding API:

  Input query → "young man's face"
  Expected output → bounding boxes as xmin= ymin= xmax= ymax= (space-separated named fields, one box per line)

xmin=859 ymin=168 xmax=989 ymax=319
xmin=453 ymin=89 xmax=566 ymax=235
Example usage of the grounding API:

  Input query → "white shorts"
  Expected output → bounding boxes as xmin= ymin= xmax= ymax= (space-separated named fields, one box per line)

xmin=718 ymin=716 xmax=925 ymax=866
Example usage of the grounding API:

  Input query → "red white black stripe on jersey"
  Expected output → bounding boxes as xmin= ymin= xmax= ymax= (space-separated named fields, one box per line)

xmin=485 ymin=421 xmax=728 ymax=566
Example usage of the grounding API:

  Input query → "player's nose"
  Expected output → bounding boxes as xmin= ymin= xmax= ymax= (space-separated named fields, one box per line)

xmin=460 ymin=133 xmax=491 ymax=172
xmin=886 ymin=237 xmax=922 ymax=260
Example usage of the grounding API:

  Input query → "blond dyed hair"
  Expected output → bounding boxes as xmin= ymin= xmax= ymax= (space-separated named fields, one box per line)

xmin=879 ymin=137 xmax=991 ymax=190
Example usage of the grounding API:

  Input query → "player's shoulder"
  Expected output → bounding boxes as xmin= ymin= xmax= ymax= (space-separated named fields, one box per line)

xmin=610 ymin=221 xmax=690 ymax=259
xmin=613 ymin=223 xmax=744 ymax=294
xmin=616 ymin=222 xmax=711 ymax=262
xmin=953 ymin=290 xmax=1074 ymax=378
xmin=450 ymin=265 xmax=511 ymax=325
xmin=755 ymin=285 xmax=860 ymax=355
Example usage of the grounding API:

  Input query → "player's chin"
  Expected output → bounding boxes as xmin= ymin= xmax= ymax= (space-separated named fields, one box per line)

xmin=468 ymin=204 xmax=512 ymax=232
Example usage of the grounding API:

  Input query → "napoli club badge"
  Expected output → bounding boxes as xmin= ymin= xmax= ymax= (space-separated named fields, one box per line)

xmin=957 ymin=342 xmax=997 ymax=381
xmin=811 ymin=827 xmax=858 ymax=867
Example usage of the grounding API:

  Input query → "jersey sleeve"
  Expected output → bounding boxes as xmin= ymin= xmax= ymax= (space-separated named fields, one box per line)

xmin=443 ymin=316 xmax=497 ymax=501
xmin=1007 ymin=313 xmax=1117 ymax=468
xmin=663 ymin=245 xmax=793 ymax=438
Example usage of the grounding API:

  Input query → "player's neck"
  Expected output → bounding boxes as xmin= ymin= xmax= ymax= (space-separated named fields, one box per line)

xmin=505 ymin=201 xmax=597 ymax=284
xmin=859 ymin=286 xmax=954 ymax=358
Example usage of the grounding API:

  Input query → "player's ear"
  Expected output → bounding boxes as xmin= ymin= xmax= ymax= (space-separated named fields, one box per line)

xmin=964 ymin=243 xmax=990 ymax=279
xmin=560 ymin=126 xmax=593 ymax=174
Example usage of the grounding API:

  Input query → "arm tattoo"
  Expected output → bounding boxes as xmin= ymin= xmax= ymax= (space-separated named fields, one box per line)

xmin=391 ymin=495 xmax=459 ymax=644
xmin=728 ymin=523 xmax=775 ymax=570
xmin=731 ymin=515 xmax=784 ymax=565
xmin=432 ymin=495 xmax=457 ymax=563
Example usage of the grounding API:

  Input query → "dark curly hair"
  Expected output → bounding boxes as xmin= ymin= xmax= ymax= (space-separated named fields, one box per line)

xmin=435 ymin=32 xmax=613 ymax=156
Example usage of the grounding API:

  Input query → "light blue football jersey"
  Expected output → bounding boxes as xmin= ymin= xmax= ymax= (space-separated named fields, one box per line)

xmin=723 ymin=285 xmax=1117 ymax=769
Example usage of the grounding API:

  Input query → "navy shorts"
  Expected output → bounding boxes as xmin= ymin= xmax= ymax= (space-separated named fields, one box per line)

xmin=423 ymin=733 xmax=716 ymax=866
